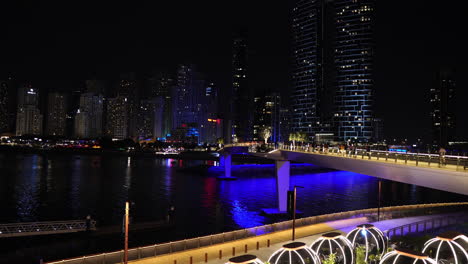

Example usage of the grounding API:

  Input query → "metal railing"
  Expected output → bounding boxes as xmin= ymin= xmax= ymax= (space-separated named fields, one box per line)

xmin=46 ymin=202 xmax=468 ymax=264
xmin=0 ymin=219 xmax=96 ymax=238
xmin=385 ymin=213 xmax=468 ymax=239
xmin=275 ymin=145 xmax=468 ymax=171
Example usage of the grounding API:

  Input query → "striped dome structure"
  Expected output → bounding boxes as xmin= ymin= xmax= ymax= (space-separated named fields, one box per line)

xmin=226 ymin=254 xmax=264 ymax=264
xmin=268 ymin=242 xmax=321 ymax=264
xmin=379 ymin=248 xmax=436 ymax=264
xmin=346 ymin=224 xmax=387 ymax=261
xmin=310 ymin=232 xmax=354 ymax=264
xmin=422 ymin=231 xmax=468 ymax=264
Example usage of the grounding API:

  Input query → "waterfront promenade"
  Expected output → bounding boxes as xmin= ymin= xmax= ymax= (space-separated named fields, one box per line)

xmin=129 ymin=214 xmax=462 ymax=264
xmin=45 ymin=204 xmax=468 ymax=264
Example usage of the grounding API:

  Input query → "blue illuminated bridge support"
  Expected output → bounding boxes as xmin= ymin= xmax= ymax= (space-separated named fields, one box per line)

xmin=220 ymin=145 xmax=292 ymax=213
xmin=272 ymin=160 xmax=290 ymax=214
xmin=218 ymin=145 xmax=250 ymax=180
xmin=219 ymin=152 xmax=233 ymax=179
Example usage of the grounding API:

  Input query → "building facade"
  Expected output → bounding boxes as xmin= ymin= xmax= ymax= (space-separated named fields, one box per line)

xmin=0 ymin=81 xmax=10 ymax=134
xmin=291 ymin=0 xmax=324 ymax=139
xmin=148 ymin=73 xmax=174 ymax=138
xmin=16 ymin=86 xmax=43 ymax=136
xmin=230 ymin=33 xmax=253 ymax=143
xmin=137 ymin=97 xmax=164 ymax=140
xmin=46 ymin=92 xmax=67 ymax=136
xmin=253 ymin=93 xmax=281 ymax=143
xmin=291 ymin=0 xmax=375 ymax=143
xmin=333 ymin=0 xmax=375 ymax=142
xmin=430 ymin=69 xmax=456 ymax=147
xmin=106 ymin=96 xmax=129 ymax=139
xmin=74 ymin=92 xmax=103 ymax=138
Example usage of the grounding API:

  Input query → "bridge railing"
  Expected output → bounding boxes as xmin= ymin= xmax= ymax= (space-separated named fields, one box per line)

xmin=0 ymin=219 xmax=96 ymax=238
xmin=385 ymin=213 xmax=468 ymax=239
xmin=277 ymin=145 xmax=468 ymax=171
xmin=46 ymin=202 xmax=468 ymax=264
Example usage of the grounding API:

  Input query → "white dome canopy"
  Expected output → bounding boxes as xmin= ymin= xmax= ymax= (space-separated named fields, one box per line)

xmin=226 ymin=254 xmax=264 ymax=264
xmin=422 ymin=231 xmax=468 ymax=264
xmin=346 ymin=224 xmax=388 ymax=261
xmin=268 ymin=242 xmax=321 ymax=264
xmin=310 ymin=232 xmax=354 ymax=264
xmin=380 ymin=248 xmax=437 ymax=264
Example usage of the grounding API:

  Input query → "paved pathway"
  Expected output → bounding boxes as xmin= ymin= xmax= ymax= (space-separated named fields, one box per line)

xmin=129 ymin=214 xmax=453 ymax=264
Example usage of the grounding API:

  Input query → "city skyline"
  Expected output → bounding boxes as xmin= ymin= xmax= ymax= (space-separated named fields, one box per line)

xmin=0 ymin=1 xmax=467 ymax=142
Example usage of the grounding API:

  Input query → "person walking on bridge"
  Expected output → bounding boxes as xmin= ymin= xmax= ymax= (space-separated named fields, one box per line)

xmin=439 ymin=147 xmax=446 ymax=167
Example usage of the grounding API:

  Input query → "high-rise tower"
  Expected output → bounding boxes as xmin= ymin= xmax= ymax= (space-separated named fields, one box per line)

xmin=291 ymin=0 xmax=375 ymax=143
xmin=291 ymin=0 xmax=323 ymax=139
xmin=47 ymin=92 xmax=67 ymax=136
xmin=333 ymin=0 xmax=375 ymax=142
xmin=430 ymin=69 xmax=456 ymax=148
xmin=231 ymin=32 xmax=253 ymax=143
xmin=16 ymin=85 xmax=43 ymax=136
xmin=0 ymin=81 xmax=10 ymax=134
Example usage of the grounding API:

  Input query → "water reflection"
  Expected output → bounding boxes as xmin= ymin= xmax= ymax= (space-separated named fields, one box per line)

xmin=0 ymin=153 xmax=465 ymax=232
xmin=14 ymin=155 xmax=41 ymax=221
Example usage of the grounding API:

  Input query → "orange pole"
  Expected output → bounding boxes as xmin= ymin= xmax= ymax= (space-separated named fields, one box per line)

xmin=124 ymin=201 xmax=129 ymax=264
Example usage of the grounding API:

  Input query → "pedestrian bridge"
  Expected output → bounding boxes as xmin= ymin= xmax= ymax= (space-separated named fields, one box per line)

xmin=255 ymin=147 xmax=468 ymax=196
xmin=219 ymin=144 xmax=468 ymax=212
xmin=0 ymin=219 xmax=96 ymax=238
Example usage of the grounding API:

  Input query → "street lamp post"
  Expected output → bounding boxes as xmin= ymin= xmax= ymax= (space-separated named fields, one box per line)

xmin=377 ymin=181 xmax=382 ymax=221
xmin=124 ymin=201 xmax=129 ymax=264
xmin=292 ymin=185 xmax=304 ymax=241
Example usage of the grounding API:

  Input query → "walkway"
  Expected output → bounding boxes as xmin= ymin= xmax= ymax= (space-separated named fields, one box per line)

xmin=129 ymin=214 xmax=457 ymax=264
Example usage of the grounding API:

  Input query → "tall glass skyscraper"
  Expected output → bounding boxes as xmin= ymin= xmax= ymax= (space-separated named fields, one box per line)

xmin=231 ymin=32 xmax=253 ymax=143
xmin=430 ymin=69 xmax=456 ymax=148
xmin=291 ymin=0 xmax=375 ymax=142
xmin=291 ymin=0 xmax=323 ymax=139
xmin=333 ymin=0 xmax=375 ymax=142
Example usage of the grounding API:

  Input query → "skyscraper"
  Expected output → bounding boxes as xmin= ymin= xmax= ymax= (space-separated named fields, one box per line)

xmin=230 ymin=32 xmax=253 ymax=143
xmin=333 ymin=0 xmax=375 ymax=142
xmin=172 ymin=64 xmax=205 ymax=129
xmin=291 ymin=0 xmax=375 ymax=143
xmin=118 ymin=73 xmax=139 ymax=138
xmin=147 ymin=73 xmax=174 ymax=137
xmin=253 ymin=93 xmax=281 ymax=143
xmin=291 ymin=0 xmax=324 ymax=139
xmin=137 ymin=97 xmax=164 ymax=140
xmin=201 ymin=82 xmax=222 ymax=144
xmin=74 ymin=93 xmax=103 ymax=138
xmin=16 ymin=85 xmax=43 ymax=136
xmin=46 ymin=92 xmax=67 ymax=136
xmin=107 ymin=96 xmax=129 ymax=139
xmin=430 ymin=69 xmax=456 ymax=148
xmin=0 ymin=81 xmax=9 ymax=134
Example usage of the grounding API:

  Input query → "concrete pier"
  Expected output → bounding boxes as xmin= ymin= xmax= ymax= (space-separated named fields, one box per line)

xmin=218 ymin=153 xmax=236 ymax=180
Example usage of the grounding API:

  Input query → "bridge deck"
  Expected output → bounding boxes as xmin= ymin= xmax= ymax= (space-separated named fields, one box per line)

xmin=252 ymin=148 xmax=468 ymax=195
xmin=0 ymin=219 xmax=96 ymax=238
xmin=274 ymin=148 xmax=468 ymax=172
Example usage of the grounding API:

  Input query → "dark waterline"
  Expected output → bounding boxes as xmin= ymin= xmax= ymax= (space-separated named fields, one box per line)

xmin=0 ymin=153 xmax=466 ymax=263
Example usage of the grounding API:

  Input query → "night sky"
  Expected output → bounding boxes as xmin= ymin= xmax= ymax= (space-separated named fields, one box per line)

xmin=0 ymin=1 xmax=467 ymax=141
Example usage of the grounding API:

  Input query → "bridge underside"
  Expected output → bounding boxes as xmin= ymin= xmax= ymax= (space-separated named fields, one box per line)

xmin=255 ymin=150 xmax=468 ymax=196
